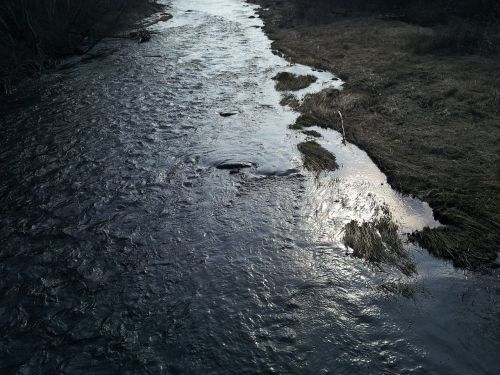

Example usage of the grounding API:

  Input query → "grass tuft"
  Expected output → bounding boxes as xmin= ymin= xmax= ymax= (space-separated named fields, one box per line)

xmin=292 ymin=113 xmax=322 ymax=129
xmin=411 ymin=225 xmax=498 ymax=270
xmin=280 ymin=93 xmax=300 ymax=109
xmin=343 ymin=207 xmax=417 ymax=276
xmin=273 ymin=71 xmax=317 ymax=91
xmin=302 ymin=130 xmax=322 ymax=138
xmin=377 ymin=279 xmax=426 ymax=300
xmin=297 ymin=140 xmax=338 ymax=171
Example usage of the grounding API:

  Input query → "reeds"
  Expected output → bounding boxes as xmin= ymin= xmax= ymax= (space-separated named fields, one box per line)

xmin=343 ymin=207 xmax=417 ymax=276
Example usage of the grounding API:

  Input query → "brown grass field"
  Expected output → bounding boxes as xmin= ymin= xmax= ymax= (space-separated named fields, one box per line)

xmin=253 ymin=0 xmax=500 ymax=269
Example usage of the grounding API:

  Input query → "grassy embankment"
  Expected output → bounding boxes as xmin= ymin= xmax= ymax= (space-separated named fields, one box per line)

xmin=254 ymin=0 xmax=500 ymax=269
xmin=0 ymin=0 xmax=163 ymax=94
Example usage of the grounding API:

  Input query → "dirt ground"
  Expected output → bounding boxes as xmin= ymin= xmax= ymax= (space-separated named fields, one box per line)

xmin=251 ymin=0 xmax=500 ymax=269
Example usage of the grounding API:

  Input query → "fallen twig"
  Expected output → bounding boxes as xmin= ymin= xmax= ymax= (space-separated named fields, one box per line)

xmin=338 ymin=110 xmax=346 ymax=145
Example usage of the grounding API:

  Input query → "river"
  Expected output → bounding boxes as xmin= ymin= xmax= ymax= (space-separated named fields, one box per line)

xmin=0 ymin=0 xmax=498 ymax=373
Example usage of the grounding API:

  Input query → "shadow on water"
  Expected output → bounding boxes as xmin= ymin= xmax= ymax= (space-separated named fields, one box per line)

xmin=0 ymin=0 xmax=498 ymax=373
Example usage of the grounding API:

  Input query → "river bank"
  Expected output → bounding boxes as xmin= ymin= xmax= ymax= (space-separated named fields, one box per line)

xmin=0 ymin=0 xmax=165 ymax=95
xmin=251 ymin=0 xmax=500 ymax=269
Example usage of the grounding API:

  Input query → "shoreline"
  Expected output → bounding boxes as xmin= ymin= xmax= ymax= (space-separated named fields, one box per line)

xmin=251 ymin=0 xmax=500 ymax=269
xmin=0 ymin=1 xmax=166 ymax=97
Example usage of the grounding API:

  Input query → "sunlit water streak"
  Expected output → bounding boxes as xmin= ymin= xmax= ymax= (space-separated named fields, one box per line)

xmin=0 ymin=0 xmax=498 ymax=373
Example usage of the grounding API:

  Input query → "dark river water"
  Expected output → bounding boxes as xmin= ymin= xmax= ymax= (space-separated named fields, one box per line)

xmin=1 ymin=0 xmax=499 ymax=373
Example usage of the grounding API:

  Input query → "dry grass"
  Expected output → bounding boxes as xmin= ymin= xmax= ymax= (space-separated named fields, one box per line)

xmin=255 ymin=1 xmax=500 ymax=269
xmin=343 ymin=208 xmax=417 ymax=276
xmin=289 ymin=112 xmax=332 ymax=130
xmin=409 ymin=22 xmax=500 ymax=56
xmin=297 ymin=140 xmax=338 ymax=172
xmin=279 ymin=93 xmax=300 ymax=109
xmin=273 ymin=71 xmax=317 ymax=91
xmin=302 ymin=130 xmax=321 ymax=138
xmin=293 ymin=113 xmax=317 ymax=129
xmin=377 ymin=279 xmax=425 ymax=300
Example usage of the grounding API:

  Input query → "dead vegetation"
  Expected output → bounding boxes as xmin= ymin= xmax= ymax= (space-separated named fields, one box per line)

xmin=273 ymin=71 xmax=317 ymax=91
xmin=297 ymin=140 xmax=338 ymax=172
xmin=408 ymin=23 xmax=500 ymax=56
xmin=302 ymin=130 xmax=321 ymax=138
xmin=280 ymin=93 xmax=300 ymax=109
xmin=377 ymin=279 xmax=425 ymax=300
xmin=254 ymin=0 xmax=500 ymax=269
xmin=343 ymin=208 xmax=417 ymax=277
xmin=289 ymin=114 xmax=315 ymax=129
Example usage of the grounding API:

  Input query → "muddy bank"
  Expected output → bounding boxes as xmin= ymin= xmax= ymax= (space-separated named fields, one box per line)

xmin=251 ymin=0 xmax=500 ymax=269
